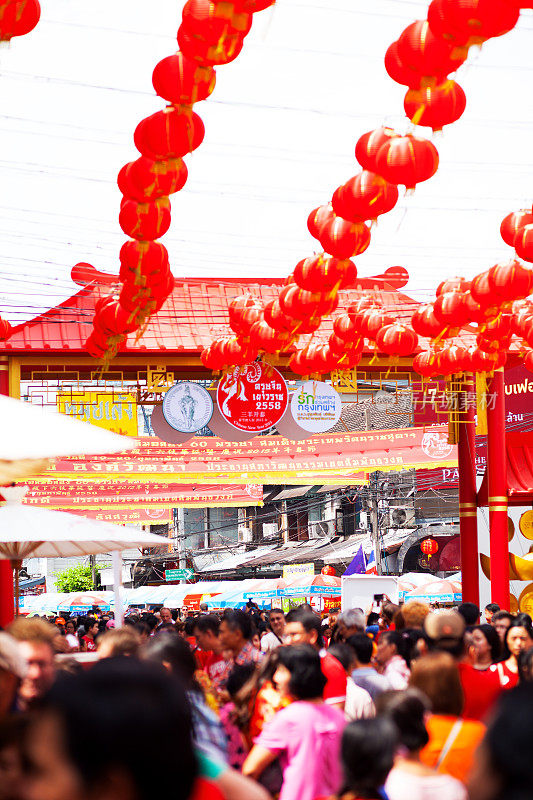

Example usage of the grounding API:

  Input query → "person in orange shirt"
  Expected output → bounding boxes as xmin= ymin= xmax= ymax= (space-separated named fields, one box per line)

xmin=409 ymin=651 xmax=485 ymax=785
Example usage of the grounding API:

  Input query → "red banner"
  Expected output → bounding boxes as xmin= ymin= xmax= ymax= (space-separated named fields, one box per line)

xmin=68 ymin=508 xmax=172 ymax=525
xmin=23 ymin=480 xmax=263 ymax=509
xmin=44 ymin=426 xmax=457 ymax=484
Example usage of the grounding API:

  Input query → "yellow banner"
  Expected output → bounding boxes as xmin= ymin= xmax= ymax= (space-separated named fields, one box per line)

xmin=57 ymin=391 xmax=138 ymax=436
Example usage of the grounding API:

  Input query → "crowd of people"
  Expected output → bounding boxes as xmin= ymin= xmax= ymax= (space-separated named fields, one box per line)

xmin=0 ymin=595 xmax=532 ymax=800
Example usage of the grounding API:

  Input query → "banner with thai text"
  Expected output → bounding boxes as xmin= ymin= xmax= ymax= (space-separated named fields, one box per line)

xmin=45 ymin=426 xmax=457 ymax=484
xmin=57 ymin=391 xmax=138 ymax=436
xmin=23 ymin=480 xmax=263 ymax=509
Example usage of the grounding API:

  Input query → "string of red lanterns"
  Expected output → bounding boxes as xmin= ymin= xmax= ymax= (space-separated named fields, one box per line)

xmin=85 ymin=0 xmax=275 ymax=359
xmin=201 ymin=0 xmax=533 ymax=379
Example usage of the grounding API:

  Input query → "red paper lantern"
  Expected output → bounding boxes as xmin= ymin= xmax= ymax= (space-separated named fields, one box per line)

xmin=152 ymin=53 xmax=216 ymax=105
xmin=119 ymin=197 xmax=172 ymax=241
xmin=411 ymin=304 xmax=446 ymax=339
xmin=359 ymin=308 xmax=395 ymax=339
xmin=0 ymin=0 xmax=40 ymax=41
xmin=433 ymin=290 xmax=470 ymax=328
xmin=500 ymin=209 xmax=533 ymax=247
xmin=134 ymin=107 xmax=205 ymax=160
xmin=182 ymin=0 xmax=252 ymax=41
xmin=318 ymin=217 xmax=371 ymax=260
xmin=463 ymin=291 xmax=490 ymax=324
xmin=404 ymin=79 xmax=466 ymax=131
xmin=397 ymin=19 xmax=467 ymax=77
xmin=178 ymin=26 xmax=244 ymax=66
xmin=375 ymin=135 xmax=439 ymax=190
xmin=222 ymin=336 xmax=258 ymax=366
xmin=420 ymin=537 xmax=438 ymax=555
xmin=279 ymin=284 xmax=338 ymax=319
xmin=118 ymin=157 xmax=188 ymax=203
xmin=413 ymin=349 xmax=439 ymax=377
xmin=348 ymin=296 xmax=380 ymax=321
xmin=428 ymin=0 xmax=519 ymax=47
xmin=293 ymin=255 xmax=352 ymax=293
xmin=333 ymin=313 xmax=360 ymax=343
xmin=93 ymin=300 xmax=139 ymax=336
xmin=228 ymin=295 xmax=263 ymax=336
xmin=438 ymin=343 xmax=470 ymax=376
xmin=263 ymin=299 xmax=297 ymax=334
xmin=249 ymin=320 xmax=289 ymax=354
xmin=307 ymin=205 xmax=334 ymax=240
xmin=332 ymin=171 xmax=399 ymax=222
xmin=385 ymin=41 xmax=422 ymax=89
xmin=0 ymin=317 xmax=12 ymax=340
xmin=488 ymin=260 xmax=533 ymax=304
xmin=321 ymin=565 xmax=336 ymax=576
xmin=436 ymin=276 xmax=470 ymax=295
xmin=355 ymin=127 xmax=398 ymax=172
xmin=470 ymin=269 xmax=499 ymax=313
xmin=376 ymin=323 xmax=418 ymax=356
xmin=514 ymin=225 xmax=533 ymax=264
xmin=119 ymin=241 xmax=169 ymax=283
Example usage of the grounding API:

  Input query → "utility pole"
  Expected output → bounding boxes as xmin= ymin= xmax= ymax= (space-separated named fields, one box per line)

xmin=369 ymin=474 xmax=382 ymax=576
xmin=89 ymin=554 xmax=97 ymax=587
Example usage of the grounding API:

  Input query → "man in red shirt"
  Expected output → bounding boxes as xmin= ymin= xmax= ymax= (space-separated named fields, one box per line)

xmin=192 ymin=614 xmax=230 ymax=693
xmin=285 ymin=608 xmax=346 ymax=710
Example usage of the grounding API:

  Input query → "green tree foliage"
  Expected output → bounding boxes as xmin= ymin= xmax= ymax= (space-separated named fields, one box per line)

xmin=54 ymin=564 xmax=100 ymax=593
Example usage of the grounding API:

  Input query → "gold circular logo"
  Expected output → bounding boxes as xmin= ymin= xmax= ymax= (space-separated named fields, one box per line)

xmin=508 ymin=516 xmax=515 ymax=542
xmin=518 ymin=584 xmax=533 ymax=615
xmin=519 ymin=510 xmax=533 ymax=541
xmin=510 ymin=593 xmax=519 ymax=613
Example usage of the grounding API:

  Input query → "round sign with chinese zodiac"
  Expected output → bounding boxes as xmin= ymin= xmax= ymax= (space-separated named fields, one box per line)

xmin=216 ymin=363 xmax=288 ymax=432
xmin=163 ymin=382 xmax=213 ymax=433
xmin=291 ymin=380 xmax=342 ymax=433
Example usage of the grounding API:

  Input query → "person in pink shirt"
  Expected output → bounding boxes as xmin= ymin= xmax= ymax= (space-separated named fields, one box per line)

xmin=242 ymin=644 xmax=346 ymax=800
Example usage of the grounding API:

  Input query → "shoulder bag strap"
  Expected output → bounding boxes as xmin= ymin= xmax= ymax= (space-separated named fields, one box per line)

xmin=435 ymin=719 xmax=463 ymax=769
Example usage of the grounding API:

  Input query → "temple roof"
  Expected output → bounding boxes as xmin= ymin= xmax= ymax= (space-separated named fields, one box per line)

xmin=0 ymin=262 xmax=427 ymax=356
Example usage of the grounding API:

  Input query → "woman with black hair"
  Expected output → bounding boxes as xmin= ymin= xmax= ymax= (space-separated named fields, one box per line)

xmin=142 ymin=632 xmax=228 ymax=763
xmin=338 ymin=717 xmax=396 ymax=800
xmin=378 ymin=689 xmax=467 ymax=800
xmin=489 ymin=622 xmax=533 ymax=689
xmin=470 ymin=624 xmax=502 ymax=671
xmin=242 ymin=644 xmax=346 ymax=800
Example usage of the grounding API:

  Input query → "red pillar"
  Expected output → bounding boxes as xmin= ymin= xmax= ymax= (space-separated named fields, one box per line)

xmin=0 ymin=356 xmax=15 ymax=626
xmin=458 ymin=374 xmax=479 ymax=606
xmin=486 ymin=369 xmax=510 ymax=610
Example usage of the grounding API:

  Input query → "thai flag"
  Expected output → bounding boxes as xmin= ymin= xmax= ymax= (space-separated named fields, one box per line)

xmin=365 ymin=548 xmax=378 ymax=575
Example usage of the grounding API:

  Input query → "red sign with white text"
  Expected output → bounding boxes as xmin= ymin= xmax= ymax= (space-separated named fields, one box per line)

xmin=217 ymin=363 xmax=288 ymax=432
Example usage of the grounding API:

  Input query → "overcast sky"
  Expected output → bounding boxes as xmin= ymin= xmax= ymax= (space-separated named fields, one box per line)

xmin=0 ymin=0 xmax=531 ymax=323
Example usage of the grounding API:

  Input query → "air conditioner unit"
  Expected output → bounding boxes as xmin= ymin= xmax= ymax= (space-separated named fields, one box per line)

xmin=309 ymin=520 xmax=329 ymax=539
xmin=387 ymin=506 xmax=416 ymax=528
xmin=262 ymin=523 xmax=279 ymax=540
xmin=238 ymin=526 xmax=253 ymax=543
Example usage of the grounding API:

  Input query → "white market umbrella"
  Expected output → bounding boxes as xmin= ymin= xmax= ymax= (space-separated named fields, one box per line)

xmin=0 ymin=496 xmax=167 ymax=619
xmin=0 ymin=393 xmax=135 ymax=460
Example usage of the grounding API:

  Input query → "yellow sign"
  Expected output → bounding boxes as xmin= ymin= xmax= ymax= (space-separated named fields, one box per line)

xmin=57 ymin=391 xmax=138 ymax=436
xmin=519 ymin=510 xmax=533 ymax=540
xmin=282 ymin=563 xmax=315 ymax=580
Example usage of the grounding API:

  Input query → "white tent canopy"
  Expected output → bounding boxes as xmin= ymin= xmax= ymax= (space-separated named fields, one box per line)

xmin=0 ymin=394 xmax=134 ymax=460
xmin=0 ymin=504 xmax=165 ymax=560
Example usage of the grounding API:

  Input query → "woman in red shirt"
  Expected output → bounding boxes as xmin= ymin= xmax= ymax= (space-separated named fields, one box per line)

xmin=490 ymin=622 xmax=533 ymax=689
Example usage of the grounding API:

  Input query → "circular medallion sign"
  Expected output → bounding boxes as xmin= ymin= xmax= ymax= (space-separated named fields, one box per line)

xmin=291 ymin=380 xmax=342 ymax=433
xmin=163 ymin=382 xmax=213 ymax=433
xmin=217 ymin=363 xmax=288 ymax=432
